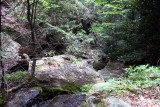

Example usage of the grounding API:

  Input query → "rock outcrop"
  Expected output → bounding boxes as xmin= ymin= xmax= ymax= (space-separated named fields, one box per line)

xmin=29 ymin=55 xmax=104 ymax=92
xmin=98 ymin=61 xmax=124 ymax=81
xmin=6 ymin=88 xmax=41 ymax=107
xmin=0 ymin=35 xmax=30 ymax=73
xmin=1 ymin=35 xmax=21 ymax=72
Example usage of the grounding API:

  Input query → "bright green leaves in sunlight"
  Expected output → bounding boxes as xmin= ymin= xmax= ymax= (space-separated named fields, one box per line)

xmin=123 ymin=65 xmax=160 ymax=88
xmin=40 ymin=0 xmax=60 ymax=9
xmin=89 ymin=0 xmax=150 ymax=61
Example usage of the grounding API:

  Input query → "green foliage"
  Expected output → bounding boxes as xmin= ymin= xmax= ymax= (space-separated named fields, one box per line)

xmin=114 ymin=65 xmax=159 ymax=92
xmin=108 ymin=65 xmax=159 ymax=94
xmin=123 ymin=65 xmax=160 ymax=88
xmin=81 ymin=65 xmax=160 ymax=95
xmin=4 ymin=0 xmax=160 ymax=63
xmin=65 ymin=31 xmax=94 ymax=57
xmin=71 ymin=57 xmax=83 ymax=64
xmin=46 ymin=22 xmax=94 ymax=56
xmin=46 ymin=23 xmax=72 ymax=36
xmin=5 ymin=72 xmax=30 ymax=82
xmin=45 ymin=50 xmax=55 ymax=57
xmin=36 ymin=0 xmax=95 ymax=56
xmin=5 ymin=0 xmax=96 ymax=57
xmin=6 ymin=0 xmax=160 ymax=63
xmin=90 ymin=0 xmax=160 ymax=63
xmin=80 ymin=84 xmax=94 ymax=92
xmin=90 ymin=0 xmax=138 ymax=61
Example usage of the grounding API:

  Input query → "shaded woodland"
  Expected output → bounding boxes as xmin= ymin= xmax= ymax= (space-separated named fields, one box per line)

xmin=0 ymin=0 xmax=160 ymax=107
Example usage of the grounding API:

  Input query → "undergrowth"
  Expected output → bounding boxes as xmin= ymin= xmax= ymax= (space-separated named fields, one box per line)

xmin=81 ymin=65 xmax=160 ymax=95
xmin=5 ymin=72 xmax=30 ymax=82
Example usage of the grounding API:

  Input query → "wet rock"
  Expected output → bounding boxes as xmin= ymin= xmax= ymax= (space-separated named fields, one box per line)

xmin=29 ymin=55 xmax=104 ymax=92
xmin=33 ymin=94 xmax=85 ymax=107
xmin=6 ymin=88 xmax=41 ymax=107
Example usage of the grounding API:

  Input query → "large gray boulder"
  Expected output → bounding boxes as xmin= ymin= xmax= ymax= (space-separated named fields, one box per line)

xmin=29 ymin=55 xmax=104 ymax=92
xmin=1 ymin=35 xmax=21 ymax=72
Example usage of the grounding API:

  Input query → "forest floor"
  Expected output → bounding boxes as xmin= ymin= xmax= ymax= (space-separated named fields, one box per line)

xmin=122 ymin=85 xmax=160 ymax=107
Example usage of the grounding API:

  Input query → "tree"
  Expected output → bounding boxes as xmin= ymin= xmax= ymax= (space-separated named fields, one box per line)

xmin=88 ymin=0 xmax=160 ymax=64
xmin=26 ymin=0 xmax=38 ymax=80
xmin=0 ymin=10 xmax=6 ymax=107
xmin=5 ymin=0 xmax=38 ymax=93
xmin=0 ymin=1 xmax=7 ymax=105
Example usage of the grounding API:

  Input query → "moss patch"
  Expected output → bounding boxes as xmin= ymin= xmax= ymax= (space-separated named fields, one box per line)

xmin=96 ymin=101 xmax=105 ymax=107
xmin=5 ymin=72 xmax=30 ymax=82
xmin=42 ymin=85 xmax=81 ymax=93
xmin=93 ymin=61 xmax=106 ymax=70
xmin=93 ymin=99 xmax=106 ymax=107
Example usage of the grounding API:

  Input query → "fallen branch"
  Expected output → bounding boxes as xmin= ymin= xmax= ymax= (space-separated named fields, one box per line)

xmin=6 ymin=80 xmax=31 ymax=93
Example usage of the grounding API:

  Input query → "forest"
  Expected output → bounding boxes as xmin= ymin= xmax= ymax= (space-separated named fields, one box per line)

xmin=0 ymin=0 xmax=160 ymax=107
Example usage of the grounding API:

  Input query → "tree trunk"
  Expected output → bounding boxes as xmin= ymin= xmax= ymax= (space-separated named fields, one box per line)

xmin=0 ymin=2 xmax=7 ymax=106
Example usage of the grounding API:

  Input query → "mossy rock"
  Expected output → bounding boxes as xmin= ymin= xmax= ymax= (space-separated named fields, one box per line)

xmin=30 ymin=77 xmax=81 ymax=93
xmin=84 ymin=97 xmax=106 ymax=107
xmin=93 ymin=61 xmax=106 ymax=70
xmin=95 ymin=99 xmax=106 ymax=107
xmin=42 ymin=85 xmax=81 ymax=93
